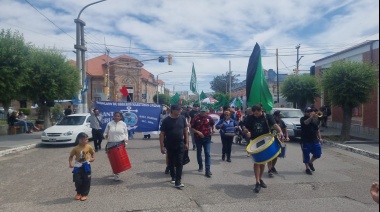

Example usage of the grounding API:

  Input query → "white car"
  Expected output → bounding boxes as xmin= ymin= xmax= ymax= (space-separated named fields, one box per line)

xmin=272 ymin=108 xmax=304 ymax=139
xmin=41 ymin=113 xmax=93 ymax=145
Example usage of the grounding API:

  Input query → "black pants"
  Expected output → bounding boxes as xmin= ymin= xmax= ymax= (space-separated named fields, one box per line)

xmin=73 ymin=166 xmax=91 ymax=196
xmin=167 ymin=144 xmax=185 ymax=184
xmin=92 ymin=129 xmax=103 ymax=150
xmin=221 ymin=135 xmax=234 ymax=159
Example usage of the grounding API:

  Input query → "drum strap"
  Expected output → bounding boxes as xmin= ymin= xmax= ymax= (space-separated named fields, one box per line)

xmin=263 ymin=113 xmax=271 ymax=134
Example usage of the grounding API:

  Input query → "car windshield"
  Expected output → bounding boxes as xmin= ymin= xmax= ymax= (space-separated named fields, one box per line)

xmin=57 ymin=116 xmax=86 ymax=125
xmin=279 ymin=110 xmax=304 ymax=118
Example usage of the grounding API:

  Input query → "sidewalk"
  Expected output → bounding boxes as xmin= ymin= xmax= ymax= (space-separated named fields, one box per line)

xmin=0 ymin=132 xmax=42 ymax=151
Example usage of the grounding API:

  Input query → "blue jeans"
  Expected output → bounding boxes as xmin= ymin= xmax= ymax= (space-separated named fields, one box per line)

xmin=128 ymin=129 xmax=134 ymax=139
xmin=14 ymin=121 xmax=28 ymax=133
xmin=195 ymin=137 xmax=211 ymax=172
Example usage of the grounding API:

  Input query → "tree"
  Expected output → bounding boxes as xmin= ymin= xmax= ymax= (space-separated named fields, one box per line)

xmin=322 ymin=61 xmax=377 ymax=141
xmin=210 ymin=72 xmax=240 ymax=93
xmin=281 ymin=75 xmax=320 ymax=110
xmin=153 ymin=94 xmax=170 ymax=105
xmin=22 ymin=48 xmax=81 ymax=128
xmin=0 ymin=29 xmax=31 ymax=116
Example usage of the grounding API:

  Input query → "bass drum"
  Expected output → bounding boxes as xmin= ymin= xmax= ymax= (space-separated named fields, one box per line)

xmin=246 ymin=134 xmax=281 ymax=164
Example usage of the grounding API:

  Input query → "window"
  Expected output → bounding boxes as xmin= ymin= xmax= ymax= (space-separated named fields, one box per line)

xmin=95 ymin=88 xmax=103 ymax=94
xmin=94 ymin=97 xmax=102 ymax=101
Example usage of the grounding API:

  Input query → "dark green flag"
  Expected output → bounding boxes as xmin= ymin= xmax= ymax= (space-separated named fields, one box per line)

xmin=200 ymin=90 xmax=207 ymax=100
xmin=246 ymin=43 xmax=273 ymax=112
xmin=170 ymin=93 xmax=180 ymax=104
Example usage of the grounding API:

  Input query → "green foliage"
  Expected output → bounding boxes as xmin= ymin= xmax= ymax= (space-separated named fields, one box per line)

xmin=322 ymin=61 xmax=377 ymax=108
xmin=281 ymin=75 xmax=321 ymax=110
xmin=0 ymin=29 xmax=31 ymax=108
xmin=19 ymin=108 xmax=31 ymax=116
xmin=51 ymin=104 xmax=63 ymax=117
xmin=153 ymin=94 xmax=170 ymax=105
xmin=23 ymin=48 xmax=80 ymax=105
xmin=210 ymin=72 xmax=240 ymax=94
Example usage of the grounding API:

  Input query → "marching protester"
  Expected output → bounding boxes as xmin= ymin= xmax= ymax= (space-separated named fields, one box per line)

xmin=104 ymin=112 xmax=128 ymax=181
xmin=267 ymin=110 xmax=289 ymax=177
xmin=300 ymin=107 xmax=323 ymax=175
xmin=90 ymin=108 xmax=103 ymax=152
xmin=244 ymin=104 xmax=283 ymax=193
xmin=216 ymin=111 xmax=238 ymax=162
xmin=159 ymin=104 xmax=189 ymax=188
xmin=189 ymin=104 xmax=200 ymax=150
xmin=191 ymin=107 xmax=215 ymax=178
xmin=69 ymin=132 xmax=95 ymax=201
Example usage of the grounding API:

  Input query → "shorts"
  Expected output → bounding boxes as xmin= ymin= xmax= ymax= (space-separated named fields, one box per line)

xmin=301 ymin=142 xmax=322 ymax=164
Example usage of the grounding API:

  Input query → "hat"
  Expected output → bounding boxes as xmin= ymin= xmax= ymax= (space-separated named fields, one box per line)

xmin=193 ymin=104 xmax=200 ymax=107
xmin=273 ymin=110 xmax=282 ymax=116
xmin=304 ymin=107 xmax=313 ymax=113
xmin=171 ymin=104 xmax=181 ymax=110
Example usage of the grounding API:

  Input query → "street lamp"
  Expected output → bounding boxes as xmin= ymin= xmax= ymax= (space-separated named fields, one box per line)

xmin=74 ymin=0 xmax=106 ymax=113
xmin=156 ymin=71 xmax=172 ymax=104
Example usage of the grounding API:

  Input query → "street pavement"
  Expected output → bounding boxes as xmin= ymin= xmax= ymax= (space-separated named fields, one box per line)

xmin=0 ymin=132 xmax=379 ymax=211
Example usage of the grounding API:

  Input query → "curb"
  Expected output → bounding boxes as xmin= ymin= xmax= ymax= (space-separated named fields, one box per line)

xmin=0 ymin=144 xmax=37 ymax=157
xmin=323 ymin=140 xmax=379 ymax=160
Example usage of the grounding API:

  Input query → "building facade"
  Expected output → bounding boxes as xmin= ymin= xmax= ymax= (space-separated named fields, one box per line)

xmin=313 ymin=40 xmax=379 ymax=136
xmin=86 ymin=54 xmax=164 ymax=108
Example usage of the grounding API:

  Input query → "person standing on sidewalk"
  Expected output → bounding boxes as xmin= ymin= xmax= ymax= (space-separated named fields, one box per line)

xmin=244 ymin=104 xmax=283 ymax=193
xmin=159 ymin=104 xmax=189 ymax=188
xmin=300 ymin=107 xmax=323 ymax=176
xmin=191 ymin=107 xmax=215 ymax=178
xmin=216 ymin=111 xmax=238 ymax=162
xmin=90 ymin=108 xmax=103 ymax=152
xmin=189 ymin=104 xmax=200 ymax=150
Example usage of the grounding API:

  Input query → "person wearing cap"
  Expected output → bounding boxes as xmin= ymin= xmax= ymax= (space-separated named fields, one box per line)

xmin=69 ymin=132 xmax=95 ymax=201
xmin=300 ymin=107 xmax=323 ymax=175
xmin=267 ymin=110 xmax=289 ymax=177
xmin=189 ymin=104 xmax=200 ymax=150
xmin=159 ymin=104 xmax=189 ymax=188
xmin=244 ymin=104 xmax=283 ymax=193
xmin=191 ymin=107 xmax=215 ymax=178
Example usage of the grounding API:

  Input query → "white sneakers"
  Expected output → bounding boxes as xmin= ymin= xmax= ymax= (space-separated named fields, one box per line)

xmin=114 ymin=174 xmax=120 ymax=181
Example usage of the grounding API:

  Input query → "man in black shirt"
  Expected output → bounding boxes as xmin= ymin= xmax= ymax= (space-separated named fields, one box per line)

xmin=244 ymin=105 xmax=283 ymax=193
xmin=267 ymin=110 xmax=290 ymax=177
xmin=160 ymin=104 xmax=189 ymax=188
xmin=64 ymin=105 xmax=72 ymax=116
xmin=300 ymin=107 xmax=323 ymax=175
xmin=188 ymin=104 xmax=200 ymax=150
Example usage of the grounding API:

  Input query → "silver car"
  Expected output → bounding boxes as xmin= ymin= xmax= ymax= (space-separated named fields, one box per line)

xmin=272 ymin=108 xmax=304 ymax=139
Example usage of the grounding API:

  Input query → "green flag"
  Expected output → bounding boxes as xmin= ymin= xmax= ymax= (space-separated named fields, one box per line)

xmin=170 ymin=93 xmax=180 ymax=104
xmin=246 ymin=43 xmax=273 ymax=112
xmin=200 ymin=90 xmax=207 ymax=100
xmin=190 ymin=63 xmax=197 ymax=94
xmin=235 ymin=98 xmax=242 ymax=107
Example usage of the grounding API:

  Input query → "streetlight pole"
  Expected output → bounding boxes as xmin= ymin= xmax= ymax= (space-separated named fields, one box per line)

xmin=74 ymin=0 xmax=106 ymax=113
xmin=156 ymin=71 xmax=172 ymax=104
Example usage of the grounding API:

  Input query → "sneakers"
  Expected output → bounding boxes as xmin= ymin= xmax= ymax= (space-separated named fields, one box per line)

xmin=306 ymin=169 xmax=313 ymax=175
xmin=170 ymin=178 xmax=175 ymax=184
xmin=226 ymin=158 xmax=231 ymax=163
xmin=222 ymin=155 xmax=225 ymax=161
xmin=254 ymin=183 xmax=261 ymax=193
xmin=80 ymin=196 xmax=87 ymax=201
xmin=114 ymin=174 xmax=120 ymax=181
xmin=175 ymin=183 xmax=185 ymax=188
xmin=268 ymin=170 xmax=274 ymax=177
xmin=308 ymin=163 xmax=315 ymax=172
xmin=271 ymin=167 xmax=278 ymax=174
xmin=260 ymin=179 xmax=267 ymax=188
xmin=205 ymin=172 xmax=212 ymax=178
xmin=75 ymin=194 xmax=81 ymax=200
xmin=198 ymin=167 xmax=203 ymax=172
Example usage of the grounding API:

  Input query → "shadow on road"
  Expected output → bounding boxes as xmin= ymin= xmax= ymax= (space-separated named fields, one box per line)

xmin=39 ymin=197 xmax=75 ymax=205
xmin=210 ymin=184 xmax=257 ymax=199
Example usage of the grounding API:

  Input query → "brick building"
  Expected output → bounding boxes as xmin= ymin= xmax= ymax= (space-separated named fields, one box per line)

xmin=86 ymin=54 xmax=164 ymax=108
xmin=313 ymin=40 xmax=379 ymax=136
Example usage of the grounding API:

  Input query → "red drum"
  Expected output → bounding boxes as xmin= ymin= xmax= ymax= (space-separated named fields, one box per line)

xmin=107 ymin=142 xmax=132 ymax=174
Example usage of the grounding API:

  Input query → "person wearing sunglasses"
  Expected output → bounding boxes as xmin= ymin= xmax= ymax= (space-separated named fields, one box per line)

xmin=244 ymin=104 xmax=283 ymax=193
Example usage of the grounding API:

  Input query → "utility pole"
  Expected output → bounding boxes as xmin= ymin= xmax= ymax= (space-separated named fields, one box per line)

xmin=296 ymin=44 xmax=300 ymax=75
xmin=105 ymin=47 xmax=110 ymax=100
xmin=276 ymin=48 xmax=279 ymax=106
xmin=229 ymin=60 xmax=232 ymax=98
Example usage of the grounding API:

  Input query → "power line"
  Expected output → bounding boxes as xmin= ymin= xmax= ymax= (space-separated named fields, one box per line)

xmin=23 ymin=0 xmax=75 ymax=40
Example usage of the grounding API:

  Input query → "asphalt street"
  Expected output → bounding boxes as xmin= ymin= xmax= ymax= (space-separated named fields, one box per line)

xmin=0 ymin=133 xmax=378 ymax=212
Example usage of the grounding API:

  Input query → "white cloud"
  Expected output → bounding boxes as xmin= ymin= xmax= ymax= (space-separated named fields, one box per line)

xmin=0 ymin=0 xmax=378 ymax=93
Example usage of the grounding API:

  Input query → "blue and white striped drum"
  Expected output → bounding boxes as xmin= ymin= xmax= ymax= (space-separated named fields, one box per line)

xmin=246 ymin=134 xmax=281 ymax=164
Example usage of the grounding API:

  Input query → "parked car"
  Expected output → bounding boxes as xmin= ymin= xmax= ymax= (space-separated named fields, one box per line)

xmin=41 ymin=113 xmax=93 ymax=145
xmin=0 ymin=107 xmax=14 ymax=115
xmin=272 ymin=108 xmax=304 ymax=139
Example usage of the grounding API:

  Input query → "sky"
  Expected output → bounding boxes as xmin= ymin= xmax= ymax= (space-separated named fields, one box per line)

xmin=1 ymin=0 xmax=379 ymax=93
